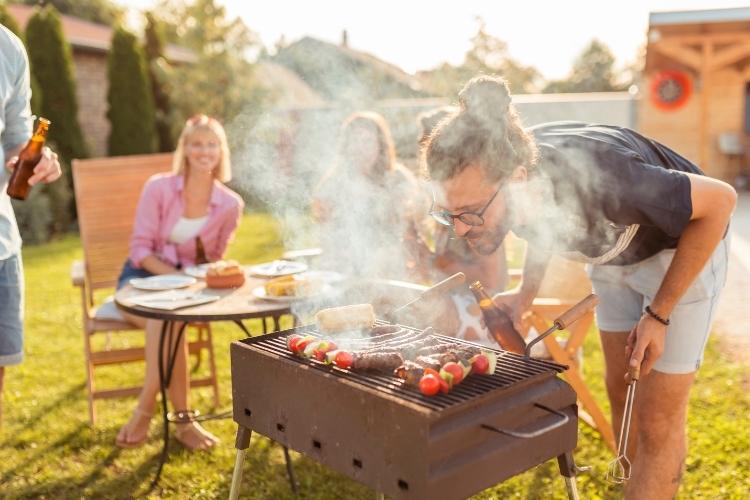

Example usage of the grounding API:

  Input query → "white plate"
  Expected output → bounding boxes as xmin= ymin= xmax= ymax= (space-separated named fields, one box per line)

xmin=183 ymin=264 xmax=211 ymax=279
xmin=247 ymin=260 xmax=307 ymax=278
xmin=251 ymin=285 xmax=332 ymax=303
xmin=129 ymin=290 xmax=220 ymax=310
xmin=129 ymin=274 xmax=197 ymax=291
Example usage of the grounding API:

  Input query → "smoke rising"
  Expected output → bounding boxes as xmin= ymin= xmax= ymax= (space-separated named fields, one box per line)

xmin=227 ymin=105 xmax=430 ymax=320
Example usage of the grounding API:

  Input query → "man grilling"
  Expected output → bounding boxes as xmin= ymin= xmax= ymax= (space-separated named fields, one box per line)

xmin=422 ymin=75 xmax=735 ymax=500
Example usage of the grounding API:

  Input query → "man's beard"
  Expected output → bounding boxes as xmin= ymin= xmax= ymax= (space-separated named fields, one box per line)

xmin=465 ymin=223 xmax=511 ymax=255
xmin=464 ymin=197 xmax=515 ymax=256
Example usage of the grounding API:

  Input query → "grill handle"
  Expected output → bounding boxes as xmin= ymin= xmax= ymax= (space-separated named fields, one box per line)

xmin=524 ymin=294 xmax=599 ymax=357
xmin=480 ymin=403 xmax=569 ymax=439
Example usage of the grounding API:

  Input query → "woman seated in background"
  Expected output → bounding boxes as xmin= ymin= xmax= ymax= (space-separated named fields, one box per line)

xmin=115 ymin=114 xmax=243 ymax=450
xmin=312 ymin=111 xmax=429 ymax=282
xmin=415 ymin=107 xmax=510 ymax=345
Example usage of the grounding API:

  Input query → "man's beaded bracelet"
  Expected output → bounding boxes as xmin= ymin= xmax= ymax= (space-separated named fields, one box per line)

xmin=644 ymin=305 xmax=670 ymax=326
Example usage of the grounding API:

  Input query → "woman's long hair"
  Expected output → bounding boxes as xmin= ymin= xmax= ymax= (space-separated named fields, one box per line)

xmin=336 ymin=111 xmax=397 ymax=180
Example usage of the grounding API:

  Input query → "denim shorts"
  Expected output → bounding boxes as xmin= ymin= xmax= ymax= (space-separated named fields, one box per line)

xmin=588 ymin=234 xmax=730 ymax=374
xmin=116 ymin=259 xmax=153 ymax=290
xmin=0 ymin=254 xmax=24 ymax=366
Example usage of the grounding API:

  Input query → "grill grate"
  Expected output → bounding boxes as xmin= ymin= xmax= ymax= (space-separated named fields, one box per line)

xmin=239 ymin=321 xmax=566 ymax=412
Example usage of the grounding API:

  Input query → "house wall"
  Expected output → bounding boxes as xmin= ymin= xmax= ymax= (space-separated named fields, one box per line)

xmin=71 ymin=50 xmax=109 ymax=157
xmin=639 ymin=53 xmax=749 ymax=181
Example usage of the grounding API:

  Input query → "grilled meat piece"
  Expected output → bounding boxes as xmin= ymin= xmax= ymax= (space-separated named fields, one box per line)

xmin=369 ymin=325 xmax=402 ymax=336
xmin=352 ymin=352 xmax=405 ymax=372
xmin=414 ymin=356 xmax=442 ymax=372
xmin=393 ymin=361 xmax=424 ymax=386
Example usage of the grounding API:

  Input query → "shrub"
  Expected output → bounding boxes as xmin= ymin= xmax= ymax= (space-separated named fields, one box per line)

xmin=24 ymin=5 xmax=85 ymax=237
xmin=25 ymin=5 xmax=88 ymax=165
xmin=107 ymin=25 xmax=156 ymax=155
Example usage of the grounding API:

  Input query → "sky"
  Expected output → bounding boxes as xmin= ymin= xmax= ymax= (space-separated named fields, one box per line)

xmin=119 ymin=0 xmax=750 ymax=79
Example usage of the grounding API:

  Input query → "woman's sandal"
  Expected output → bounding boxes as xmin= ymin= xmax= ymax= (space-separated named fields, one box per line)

xmin=115 ymin=407 xmax=154 ymax=448
xmin=174 ymin=421 xmax=220 ymax=451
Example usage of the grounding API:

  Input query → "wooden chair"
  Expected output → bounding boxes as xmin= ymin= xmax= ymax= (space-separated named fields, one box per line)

xmin=71 ymin=153 xmax=219 ymax=425
xmin=521 ymin=256 xmax=616 ymax=452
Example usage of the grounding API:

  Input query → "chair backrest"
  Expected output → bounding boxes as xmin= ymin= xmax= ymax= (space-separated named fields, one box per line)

xmin=72 ymin=153 xmax=173 ymax=290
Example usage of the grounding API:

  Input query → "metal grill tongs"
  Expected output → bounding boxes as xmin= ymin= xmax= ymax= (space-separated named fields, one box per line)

xmin=607 ymin=364 xmax=640 ymax=483
xmin=383 ymin=272 xmax=466 ymax=323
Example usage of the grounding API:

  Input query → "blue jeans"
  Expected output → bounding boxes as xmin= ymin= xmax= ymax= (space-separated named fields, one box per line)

xmin=0 ymin=254 xmax=24 ymax=366
xmin=116 ymin=260 xmax=153 ymax=290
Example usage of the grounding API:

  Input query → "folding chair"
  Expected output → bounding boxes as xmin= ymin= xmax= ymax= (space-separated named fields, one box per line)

xmin=71 ymin=153 xmax=219 ymax=425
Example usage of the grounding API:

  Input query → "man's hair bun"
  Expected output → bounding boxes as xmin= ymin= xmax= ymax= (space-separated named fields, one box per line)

xmin=459 ymin=75 xmax=511 ymax=124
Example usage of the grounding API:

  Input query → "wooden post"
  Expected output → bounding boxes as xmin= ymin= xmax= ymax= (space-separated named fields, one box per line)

xmin=699 ymin=40 xmax=713 ymax=170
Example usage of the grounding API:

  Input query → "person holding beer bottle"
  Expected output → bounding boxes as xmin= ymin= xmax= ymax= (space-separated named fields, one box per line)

xmin=0 ymin=24 xmax=62 ymax=424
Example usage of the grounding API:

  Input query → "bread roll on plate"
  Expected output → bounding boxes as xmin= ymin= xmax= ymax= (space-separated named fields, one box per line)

xmin=315 ymin=304 xmax=375 ymax=334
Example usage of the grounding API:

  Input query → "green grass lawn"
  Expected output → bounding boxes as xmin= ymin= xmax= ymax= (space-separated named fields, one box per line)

xmin=1 ymin=212 xmax=748 ymax=499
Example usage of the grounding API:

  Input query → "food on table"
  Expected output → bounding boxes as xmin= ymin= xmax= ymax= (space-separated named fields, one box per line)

xmin=205 ymin=259 xmax=245 ymax=288
xmin=264 ymin=274 xmax=319 ymax=297
xmin=314 ymin=304 xmax=376 ymax=334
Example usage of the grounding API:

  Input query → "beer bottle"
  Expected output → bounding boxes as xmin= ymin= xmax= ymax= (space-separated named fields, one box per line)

xmin=7 ymin=117 xmax=51 ymax=201
xmin=469 ymin=281 xmax=527 ymax=354
xmin=195 ymin=236 xmax=209 ymax=265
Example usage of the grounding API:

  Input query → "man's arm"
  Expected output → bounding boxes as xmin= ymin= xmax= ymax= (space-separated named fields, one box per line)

xmin=493 ymin=242 xmax=551 ymax=325
xmin=629 ymin=173 xmax=736 ymax=375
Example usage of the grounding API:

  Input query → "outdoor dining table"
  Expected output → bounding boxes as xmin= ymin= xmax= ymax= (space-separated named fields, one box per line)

xmin=114 ymin=275 xmax=295 ymax=487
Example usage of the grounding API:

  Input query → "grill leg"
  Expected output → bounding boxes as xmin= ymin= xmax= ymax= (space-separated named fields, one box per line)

xmin=229 ymin=426 xmax=252 ymax=500
xmin=557 ymin=452 xmax=579 ymax=500
xmin=564 ymin=476 xmax=579 ymax=500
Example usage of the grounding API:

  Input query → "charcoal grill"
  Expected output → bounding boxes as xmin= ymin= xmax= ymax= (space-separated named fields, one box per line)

xmin=228 ymin=322 xmax=580 ymax=499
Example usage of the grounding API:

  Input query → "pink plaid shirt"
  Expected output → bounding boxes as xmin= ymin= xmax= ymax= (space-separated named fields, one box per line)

xmin=129 ymin=173 xmax=243 ymax=269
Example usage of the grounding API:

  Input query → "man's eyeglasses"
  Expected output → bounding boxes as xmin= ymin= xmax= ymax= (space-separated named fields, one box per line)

xmin=430 ymin=184 xmax=502 ymax=227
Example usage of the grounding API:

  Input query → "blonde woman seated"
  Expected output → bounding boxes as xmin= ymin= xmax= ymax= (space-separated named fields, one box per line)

xmin=313 ymin=111 xmax=428 ymax=282
xmin=115 ymin=115 xmax=243 ymax=450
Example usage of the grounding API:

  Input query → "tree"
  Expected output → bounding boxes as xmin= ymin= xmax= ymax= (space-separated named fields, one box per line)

xmin=543 ymin=39 xmax=626 ymax=93
xmin=151 ymin=0 xmax=265 ymax=127
xmin=25 ymin=5 xmax=84 ymax=232
xmin=418 ymin=19 xmax=541 ymax=97
xmin=1 ymin=4 xmax=42 ymax=115
xmin=107 ymin=26 xmax=156 ymax=155
xmin=144 ymin=11 xmax=174 ymax=152
xmin=0 ymin=3 xmax=22 ymax=34
xmin=25 ymin=5 xmax=88 ymax=163
xmin=14 ymin=0 xmax=123 ymax=25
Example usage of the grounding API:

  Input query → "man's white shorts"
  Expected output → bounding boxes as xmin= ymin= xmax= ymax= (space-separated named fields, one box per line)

xmin=587 ymin=235 xmax=730 ymax=374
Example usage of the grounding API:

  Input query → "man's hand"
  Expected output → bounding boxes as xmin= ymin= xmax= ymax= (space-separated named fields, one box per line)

xmin=626 ymin=314 xmax=668 ymax=377
xmin=5 ymin=146 xmax=62 ymax=185
xmin=492 ymin=290 xmax=525 ymax=332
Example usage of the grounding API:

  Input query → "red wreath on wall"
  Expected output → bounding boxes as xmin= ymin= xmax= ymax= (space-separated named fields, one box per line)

xmin=650 ymin=70 xmax=692 ymax=111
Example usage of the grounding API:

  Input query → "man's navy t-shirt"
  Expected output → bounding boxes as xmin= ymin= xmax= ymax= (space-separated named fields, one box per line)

xmin=513 ymin=121 xmax=700 ymax=265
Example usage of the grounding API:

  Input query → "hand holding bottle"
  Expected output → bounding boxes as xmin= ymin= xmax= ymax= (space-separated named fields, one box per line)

xmin=6 ymin=118 xmax=61 ymax=200
xmin=5 ymin=147 xmax=61 ymax=186
xmin=490 ymin=290 xmax=526 ymax=333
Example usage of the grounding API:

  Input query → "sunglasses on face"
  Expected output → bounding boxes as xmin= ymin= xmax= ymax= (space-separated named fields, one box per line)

xmin=429 ymin=183 xmax=503 ymax=227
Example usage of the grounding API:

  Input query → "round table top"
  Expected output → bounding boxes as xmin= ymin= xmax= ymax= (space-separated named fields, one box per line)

xmin=114 ymin=275 xmax=292 ymax=322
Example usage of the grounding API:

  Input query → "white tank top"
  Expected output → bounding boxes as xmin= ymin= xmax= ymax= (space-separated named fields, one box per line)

xmin=168 ymin=216 xmax=208 ymax=245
